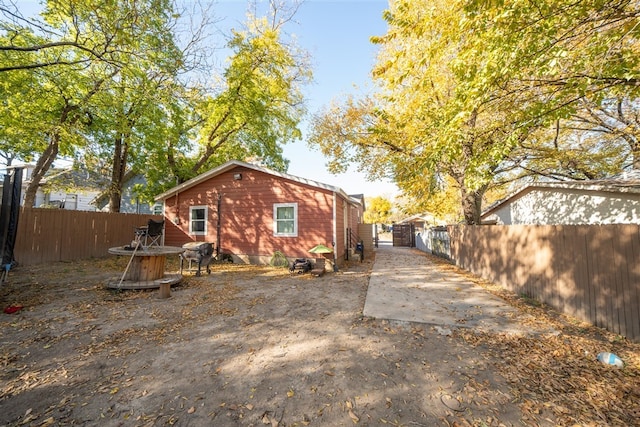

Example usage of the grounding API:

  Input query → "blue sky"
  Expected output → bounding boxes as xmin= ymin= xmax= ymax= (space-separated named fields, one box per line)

xmin=19 ymin=0 xmax=398 ymax=198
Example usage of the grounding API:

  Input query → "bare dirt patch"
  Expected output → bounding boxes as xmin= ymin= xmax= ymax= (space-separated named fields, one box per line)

xmin=1 ymin=252 xmax=638 ymax=427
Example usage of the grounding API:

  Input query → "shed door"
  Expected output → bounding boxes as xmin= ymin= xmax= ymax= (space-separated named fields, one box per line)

xmin=392 ymin=224 xmax=415 ymax=247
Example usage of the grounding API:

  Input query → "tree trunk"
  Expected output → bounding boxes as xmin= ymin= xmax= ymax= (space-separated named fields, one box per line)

xmin=23 ymin=136 xmax=59 ymax=208
xmin=632 ymin=140 xmax=640 ymax=170
xmin=23 ymin=101 xmax=80 ymax=208
xmin=108 ymin=132 xmax=128 ymax=213
xmin=460 ymin=186 xmax=483 ymax=225
xmin=107 ymin=184 xmax=122 ymax=213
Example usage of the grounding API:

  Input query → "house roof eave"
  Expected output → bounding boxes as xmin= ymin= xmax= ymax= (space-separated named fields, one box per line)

xmin=154 ymin=160 xmax=358 ymax=204
xmin=481 ymin=180 xmax=640 ymax=218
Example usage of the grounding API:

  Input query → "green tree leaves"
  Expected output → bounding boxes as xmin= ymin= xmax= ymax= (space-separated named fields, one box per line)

xmin=364 ymin=196 xmax=393 ymax=225
xmin=309 ymin=0 xmax=640 ymax=224
xmin=1 ymin=1 xmax=311 ymax=211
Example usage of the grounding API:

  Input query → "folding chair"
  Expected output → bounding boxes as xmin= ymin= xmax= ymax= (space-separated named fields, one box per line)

xmin=135 ymin=219 xmax=164 ymax=247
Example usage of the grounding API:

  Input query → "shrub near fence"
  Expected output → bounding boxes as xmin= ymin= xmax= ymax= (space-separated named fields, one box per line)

xmin=14 ymin=208 xmax=162 ymax=266
xmin=447 ymin=224 xmax=640 ymax=343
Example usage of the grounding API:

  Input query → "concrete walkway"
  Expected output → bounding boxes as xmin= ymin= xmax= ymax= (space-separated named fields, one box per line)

xmin=363 ymin=241 xmax=537 ymax=335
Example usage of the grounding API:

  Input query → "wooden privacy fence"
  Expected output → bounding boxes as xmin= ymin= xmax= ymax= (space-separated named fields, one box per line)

xmin=416 ymin=227 xmax=450 ymax=259
xmin=448 ymin=225 xmax=640 ymax=342
xmin=14 ymin=208 xmax=162 ymax=266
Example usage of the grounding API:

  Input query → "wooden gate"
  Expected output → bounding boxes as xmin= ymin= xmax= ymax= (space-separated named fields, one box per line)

xmin=392 ymin=224 xmax=415 ymax=247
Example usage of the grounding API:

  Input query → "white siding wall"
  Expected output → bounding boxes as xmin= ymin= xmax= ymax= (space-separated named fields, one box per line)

xmin=491 ymin=205 xmax=512 ymax=225
xmin=499 ymin=188 xmax=640 ymax=225
xmin=116 ymin=175 xmax=154 ymax=214
xmin=36 ymin=190 xmax=100 ymax=211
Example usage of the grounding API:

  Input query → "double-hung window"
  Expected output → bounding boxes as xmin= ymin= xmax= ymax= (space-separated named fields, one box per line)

xmin=190 ymin=206 xmax=207 ymax=235
xmin=152 ymin=202 xmax=164 ymax=216
xmin=274 ymin=203 xmax=297 ymax=237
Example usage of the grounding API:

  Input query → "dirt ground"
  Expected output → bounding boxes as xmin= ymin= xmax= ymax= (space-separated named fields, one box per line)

xmin=1 ymin=248 xmax=639 ymax=427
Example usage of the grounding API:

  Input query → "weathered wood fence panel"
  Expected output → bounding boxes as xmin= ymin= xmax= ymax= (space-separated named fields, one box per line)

xmin=448 ymin=225 xmax=640 ymax=342
xmin=14 ymin=208 xmax=161 ymax=266
xmin=392 ymin=224 xmax=415 ymax=247
xmin=358 ymin=223 xmax=374 ymax=253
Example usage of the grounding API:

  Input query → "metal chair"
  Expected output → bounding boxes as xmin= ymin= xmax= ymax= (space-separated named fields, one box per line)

xmin=180 ymin=242 xmax=214 ymax=276
xmin=135 ymin=219 xmax=164 ymax=247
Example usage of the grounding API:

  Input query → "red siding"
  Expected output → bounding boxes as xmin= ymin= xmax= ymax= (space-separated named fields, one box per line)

xmin=162 ymin=166 xmax=343 ymax=262
xmin=349 ymin=203 xmax=363 ymax=229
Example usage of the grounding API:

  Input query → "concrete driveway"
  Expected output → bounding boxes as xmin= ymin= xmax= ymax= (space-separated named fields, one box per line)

xmin=363 ymin=241 xmax=541 ymax=335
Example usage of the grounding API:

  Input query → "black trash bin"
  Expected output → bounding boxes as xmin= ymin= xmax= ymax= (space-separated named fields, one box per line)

xmin=355 ymin=241 xmax=364 ymax=262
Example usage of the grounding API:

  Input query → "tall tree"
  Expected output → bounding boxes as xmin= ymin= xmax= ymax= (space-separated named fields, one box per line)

xmin=84 ymin=0 xmax=188 ymax=212
xmin=134 ymin=11 xmax=312 ymax=200
xmin=2 ymin=0 xmax=148 ymax=207
xmin=309 ymin=0 xmax=640 ymax=224
xmin=3 ymin=1 xmax=311 ymax=210
xmin=0 ymin=0 xmax=198 ymax=209
xmin=0 ymin=54 xmax=44 ymax=167
xmin=311 ymin=0 xmax=520 ymax=224
xmin=458 ymin=0 xmax=640 ymax=186
xmin=364 ymin=196 xmax=393 ymax=225
xmin=173 ymin=15 xmax=310 ymax=182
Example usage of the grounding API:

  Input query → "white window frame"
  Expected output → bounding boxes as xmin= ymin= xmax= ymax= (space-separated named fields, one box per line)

xmin=190 ymin=205 xmax=207 ymax=235
xmin=152 ymin=202 xmax=164 ymax=216
xmin=273 ymin=203 xmax=298 ymax=237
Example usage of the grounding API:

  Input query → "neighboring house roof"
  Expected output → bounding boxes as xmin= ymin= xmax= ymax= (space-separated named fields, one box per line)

xmin=399 ymin=213 xmax=438 ymax=224
xmin=40 ymin=166 xmax=108 ymax=191
xmin=92 ymin=170 xmax=138 ymax=208
xmin=482 ymin=171 xmax=640 ymax=219
xmin=154 ymin=160 xmax=357 ymax=204
xmin=348 ymin=193 xmax=366 ymax=211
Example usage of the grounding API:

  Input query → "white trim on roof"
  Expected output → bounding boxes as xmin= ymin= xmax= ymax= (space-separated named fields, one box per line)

xmin=154 ymin=160 xmax=357 ymax=204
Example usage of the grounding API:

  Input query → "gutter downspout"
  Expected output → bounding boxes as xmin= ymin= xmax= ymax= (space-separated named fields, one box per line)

xmin=332 ymin=191 xmax=338 ymax=271
xmin=216 ymin=193 xmax=222 ymax=258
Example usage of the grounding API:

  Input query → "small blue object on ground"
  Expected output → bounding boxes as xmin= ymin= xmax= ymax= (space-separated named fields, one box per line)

xmin=597 ymin=352 xmax=624 ymax=368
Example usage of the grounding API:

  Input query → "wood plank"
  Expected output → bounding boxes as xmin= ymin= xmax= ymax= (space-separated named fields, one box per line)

xmin=14 ymin=208 xmax=161 ymax=266
xmin=447 ymin=224 xmax=640 ymax=342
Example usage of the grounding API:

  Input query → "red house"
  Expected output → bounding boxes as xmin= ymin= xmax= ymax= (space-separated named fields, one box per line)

xmin=154 ymin=160 xmax=366 ymax=270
